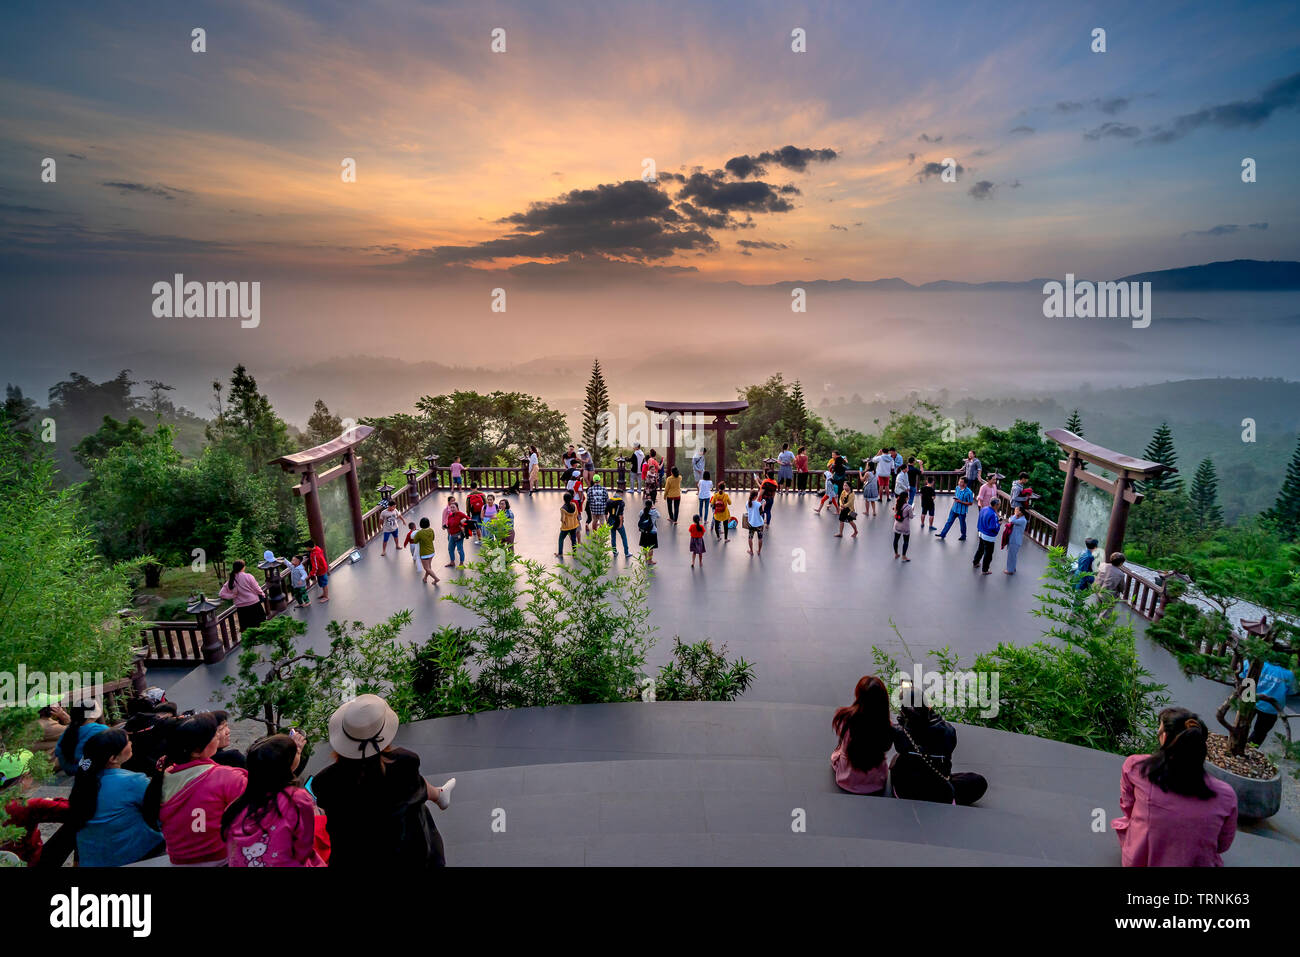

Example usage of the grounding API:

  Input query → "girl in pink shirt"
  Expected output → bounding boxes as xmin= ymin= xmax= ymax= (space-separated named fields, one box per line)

xmin=830 ymin=676 xmax=893 ymax=795
xmin=159 ymin=714 xmax=248 ymax=864
xmin=224 ymin=734 xmax=323 ymax=867
xmin=1112 ymin=707 xmax=1237 ymax=866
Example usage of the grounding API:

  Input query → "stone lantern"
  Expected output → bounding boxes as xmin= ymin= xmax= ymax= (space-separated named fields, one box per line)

xmin=378 ymin=482 xmax=395 ymax=507
xmin=187 ymin=593 xmax=225 ymax=664
xmin=258 ymin=554 xmax=288 ymax=614
xmin=423 ymin=453 xmax=438 ymax=491
xmin=404 ymin=463 xmax=420 ymax=501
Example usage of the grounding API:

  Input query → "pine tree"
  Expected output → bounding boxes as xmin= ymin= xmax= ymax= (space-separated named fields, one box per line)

xmin=306 ymin=399 xmax=343 ymax=446
xmin=1189 ymin=458 xmax=1223 ymax=529
xmin=1265 ymin=435 xmax=1300 ymax=540
xmin=786 ymin=380 xmax=810 ymax=442
xmin=442 ymin=414 xmax=477 ymax=467
xmin=1140 ymin=422 xmax=1181 ymax=493
xmin=1065 ymin=408 xmax=1084 ymax=436
xmin=582 ymin=358 xmax=610 ymax=462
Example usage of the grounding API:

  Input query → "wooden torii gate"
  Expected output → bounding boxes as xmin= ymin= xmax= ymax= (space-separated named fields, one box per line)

xmin=1047 ymin=428 xmax=1175 ymax=557
xmin=645 ymin=400 xmax=749 ymax=473
xmin=272 ymin=425 xmax=375 ymax=560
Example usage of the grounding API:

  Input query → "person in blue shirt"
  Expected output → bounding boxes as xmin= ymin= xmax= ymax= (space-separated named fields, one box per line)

xmin=54 ymin=698 xmax=109 ymax=777
xmin=936 ymin=477 xmax=976 ymax=541
xmin=972 ymin=504 xmax=1000 ymax=574
xmin=1074 ymin=538 xmax=1100 ymax=589
xmin=1241 ymin=658 xmax=1297 ymax=746
xmin=67 ymin=729 xmax=165 ymax=867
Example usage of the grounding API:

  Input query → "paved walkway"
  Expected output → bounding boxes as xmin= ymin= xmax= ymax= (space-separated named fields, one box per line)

xmin=166 ymin=490 xmax=1248 ymax=723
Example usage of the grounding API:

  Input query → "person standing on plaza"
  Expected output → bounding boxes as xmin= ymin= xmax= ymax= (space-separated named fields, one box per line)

xmin=637 ymin=498 xmax=661 ymax=564
xmin=794 ymin=445 xmax=810 ymax=493
xmin=711 ymin=481 xmax=732 ymax=542
xmin=578 ymin=446 xmax=595 ymax=489
xmin=1003 ymin=505 xmax=1028 ymax=575
xmin=289 ymin=554 xmax=311 ymax=608
xmin=220 ymin=559 xmax=268 ymax=633
xmin=835 ymin=478 xmax=859 ymax=538
xmin=696 ymin=469 xmax=714 ymax=527
xmin=631 ymin=443 xmax=645 ymax=493
xmin=862 ymin=461 xmax=880 ymax=516
xmin=873 ymin=447 xmax=894 ymax=500
xmin=906 ymin=457 xmax=921 ymax=506
xmin=587 ymin=475 xmax=609 ymax=530
xmin=443 ymin=502 xmax=468 ymax=568
xmin=760 ymin=470 xmax=778 ymax=525
xmin=815 ymin=467 xmax=836 ymax=515
xmin=936 ymin=476 xmax=975 ymax=541
xmin=556 ymin=491 xmax=580 ymax=558
xmin=777 ymin=443 xmax=795 ymax=491
xmin=481 ymin=494 xmax=499 ymax=542
xmin=664 ymin=467 xmax=683 ymax=524
xmin=413 ymin=517 xmax=439 ymax=585
xmin=608 ymin=488 xmax=631 ymax=558
xmin=465 ymin=484 xmax=487 ymax=542
xmin=449 ymin=455 xmax=465 ymax=492
xmin=743 ymin=489 xmax=765 ymax=556
xmin=972 ymin=502 xmax=999 ymax=574
xmin=379 ymin=500 xmax=402 ymax=556
xmin=403 ymin=521 xmax=419 ymax=564
xmin=692 ymin=447 xmax=706 ymax=487
xmin=498 ymin=497 xmax=516 ymax=547
xmin=918 ymin=476 xmax=937 ymax=530
xmin=643 ymin=451 xmax=660 ymax=502
xmin=527 ymin=445 xmax=540 ymax=495
xmin=962 ymin=450 xmax=983 ymax=488
xmin=893 ymin=487 xmax=913 ymax=560
xmin=309 ymin=539 xmax=330 ymax=603
xmin=976 ymin=474 xmax=998 ymax=511
xmin=1074 ymin=537 xmax=1101 ymax=589
xmin=688 ymin=513 xmax=707 ymax=568
xmin=894 ymin=461 xmax=910 ymax=502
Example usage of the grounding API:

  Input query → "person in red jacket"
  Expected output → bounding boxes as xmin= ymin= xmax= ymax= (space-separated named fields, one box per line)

xmin=309 ymin=540 xmax=330 ymax=603
xmin=444 ymin=505 xmax=469 ymax=568
xmin=465 ymin=486 xmax=486 ymax=542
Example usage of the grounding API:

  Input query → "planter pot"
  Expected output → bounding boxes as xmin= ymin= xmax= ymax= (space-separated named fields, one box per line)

xmin=1205 ymin=760 xmax=1281 ymax=819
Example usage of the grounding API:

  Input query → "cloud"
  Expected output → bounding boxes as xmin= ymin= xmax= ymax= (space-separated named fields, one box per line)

xmin=1055 ymin=101 xmax=1085 ymax=114
xmin=907 ymin=152 xmax=917 ymax=164
xmin=737 ymin=239 xmax=788 ymax=250
xmin=723 ymin=146 xmax=838 ymax=179
xmin=915 ymin=161 xmax=964 ymax=181
xmin=829 ymin=224 xmax=848 ymax=231
xmin=1180 ymin=224 xmax=1240 ymax=238
xmin=968 ymin=180 xmax=996 ymax=200
xmin=1009 ymin=125 xmax=1034 ymax=135
xmin=1140 ymin=71 xmax=1300 ymax=145
xmin=410 ymin=145 xmax=834 ymax=266
xmin=100 ymin=181 xmax=187 ymax=200
xmin=1249 ymin=222 xmax=1269 ymax=230
xmin=1083 ymin=122 xmax=1141 ymax=141
xmin=65 ymin=153 xmax=87 ymax=160
xmin=1055 ymin=97 xmax=1130 ymax=115
xmin=917 ymin=133 xmax=942 ymax=143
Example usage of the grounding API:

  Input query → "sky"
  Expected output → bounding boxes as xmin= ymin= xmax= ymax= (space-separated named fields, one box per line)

xmin=0 ymin=0 xmax=1297 ymax=415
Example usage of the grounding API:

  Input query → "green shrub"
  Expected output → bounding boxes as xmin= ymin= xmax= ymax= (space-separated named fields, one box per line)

xmin=654 ymin=637 xmax=755 ymax=701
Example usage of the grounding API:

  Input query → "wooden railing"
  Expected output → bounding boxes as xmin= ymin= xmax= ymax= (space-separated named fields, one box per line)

xmin=1118 ymin=568 xmax=1164 ymax=621
xmin=141 ymin=596 xmax=266 ymax=666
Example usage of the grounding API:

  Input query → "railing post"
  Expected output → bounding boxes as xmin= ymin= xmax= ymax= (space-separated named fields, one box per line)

xmin=258 ymin=558 xmax=289 ymax=614
xmin=424 ymin=454 xmax=439 ymax=493
xmin=187 ymin=595 xmax=225 ymax=665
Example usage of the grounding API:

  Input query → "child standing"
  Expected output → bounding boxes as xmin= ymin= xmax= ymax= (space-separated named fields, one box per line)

xmin=919 ymin=477 xmax=937 ymax=530
xmin=403 ymin=521 xmax=419 ymax=563
xmin=450 ymin=456 xmax=465 ymax=491
xmin=835 ymin=480 xmax=858 ymax=538
xmin=688 ymin=514 xmax=707 ymax=568
xmin=815 ymin=468 xmax=835 ymax=515
xmin=637 ymin=499 xmax=660 ymax=564
xmin=379 ymin=502 xmax=402 ymax=556
xmin=289 ymin=555 xmax=311 ymax=608
xmin=711 ymin=482 xmax=732 ymax=542
xmin=697 ymin=470 xmax=713 ymax=526
xmin=744 ymin=490 xmax=765 ymax=556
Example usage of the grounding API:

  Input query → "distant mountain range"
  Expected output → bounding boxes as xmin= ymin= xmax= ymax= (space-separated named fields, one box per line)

xmin=759 ymin=259 xmax=1300 ymax=293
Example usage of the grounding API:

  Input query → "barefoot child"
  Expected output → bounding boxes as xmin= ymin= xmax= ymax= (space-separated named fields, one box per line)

xmin=403 ymin=521 xmax=419 ymax=563
xmin=289 ymin=555 xmax=311 ymax=608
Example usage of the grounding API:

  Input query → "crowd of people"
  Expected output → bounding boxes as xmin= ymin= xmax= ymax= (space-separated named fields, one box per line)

xmin=829 ymin=677 xmax=1241 ymax=866
xmin=13 ymin=693 xmax=454 ymax=869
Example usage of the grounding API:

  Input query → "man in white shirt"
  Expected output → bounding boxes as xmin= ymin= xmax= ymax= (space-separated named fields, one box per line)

xmin=631 ymin=443 xmax=645 ymax=493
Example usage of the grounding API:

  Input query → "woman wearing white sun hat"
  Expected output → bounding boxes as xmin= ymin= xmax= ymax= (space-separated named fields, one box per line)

xmin=308 ymin=694 xmax=455 ymax=868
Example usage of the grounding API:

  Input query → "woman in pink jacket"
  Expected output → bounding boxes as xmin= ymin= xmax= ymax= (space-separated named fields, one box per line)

xmin=1112 ymin=707 xmax=1237 ymax=866
xmin=219 ymin=559 xmax=268 ymax=634
xmin=223 ymin=733 xmax=322 ymax=867
xmin=158 ymin=714 xmax=248 ymax=865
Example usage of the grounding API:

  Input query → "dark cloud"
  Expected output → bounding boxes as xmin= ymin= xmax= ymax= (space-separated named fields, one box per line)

xmin=1180 ymin=224 xmax=1240 ymax=238
xmin=1249 ymin=222 xmax=1269 ymax=230
xmin=100 ymin=181 xmax=187 ymax=200
xmin=1055 ymin=101 xmax=1085 ymax=114
xmin=65 ymin=153 xmax=87 ymax=160
xmin=915 ymin=161 xmax=965 ymax=181
xmin=1096 ymin=97 xmax=1131 ymax=115
xmin=675 ymin=171 xmax=795 ymax=215
xmin=917 ymin=133 xmax=942 ymax=143
xmin=907 ymin=152 xmax=917 ymax=164
xmin=1141 ymin=72 xmax=1300 ymax=145
xmin=737 ymin=239 xmax=788 ymax=250
xmin=1008 ymin=126 xmax=1035 ymax=135
xmin=829 ymin=224 xmax=848 ymax=231
xmin=0 ymin=202 xmax=51 ymax=215
xmin=724 ymin=146 xmax=837 ymax=179
xmin=1083 ymin=122 xmax=1141 ymax=141
xmin=968 ymin=180 xmax=996 ymax=200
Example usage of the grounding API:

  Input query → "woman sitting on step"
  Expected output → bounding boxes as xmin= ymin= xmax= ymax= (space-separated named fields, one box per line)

xmin=1111 ymin=707 xmax=1237 ymax=866
xmin=890 ymin=684 xmax=988 ymax=806
xmin=831 ymin=676 xmax=894 ymax=795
